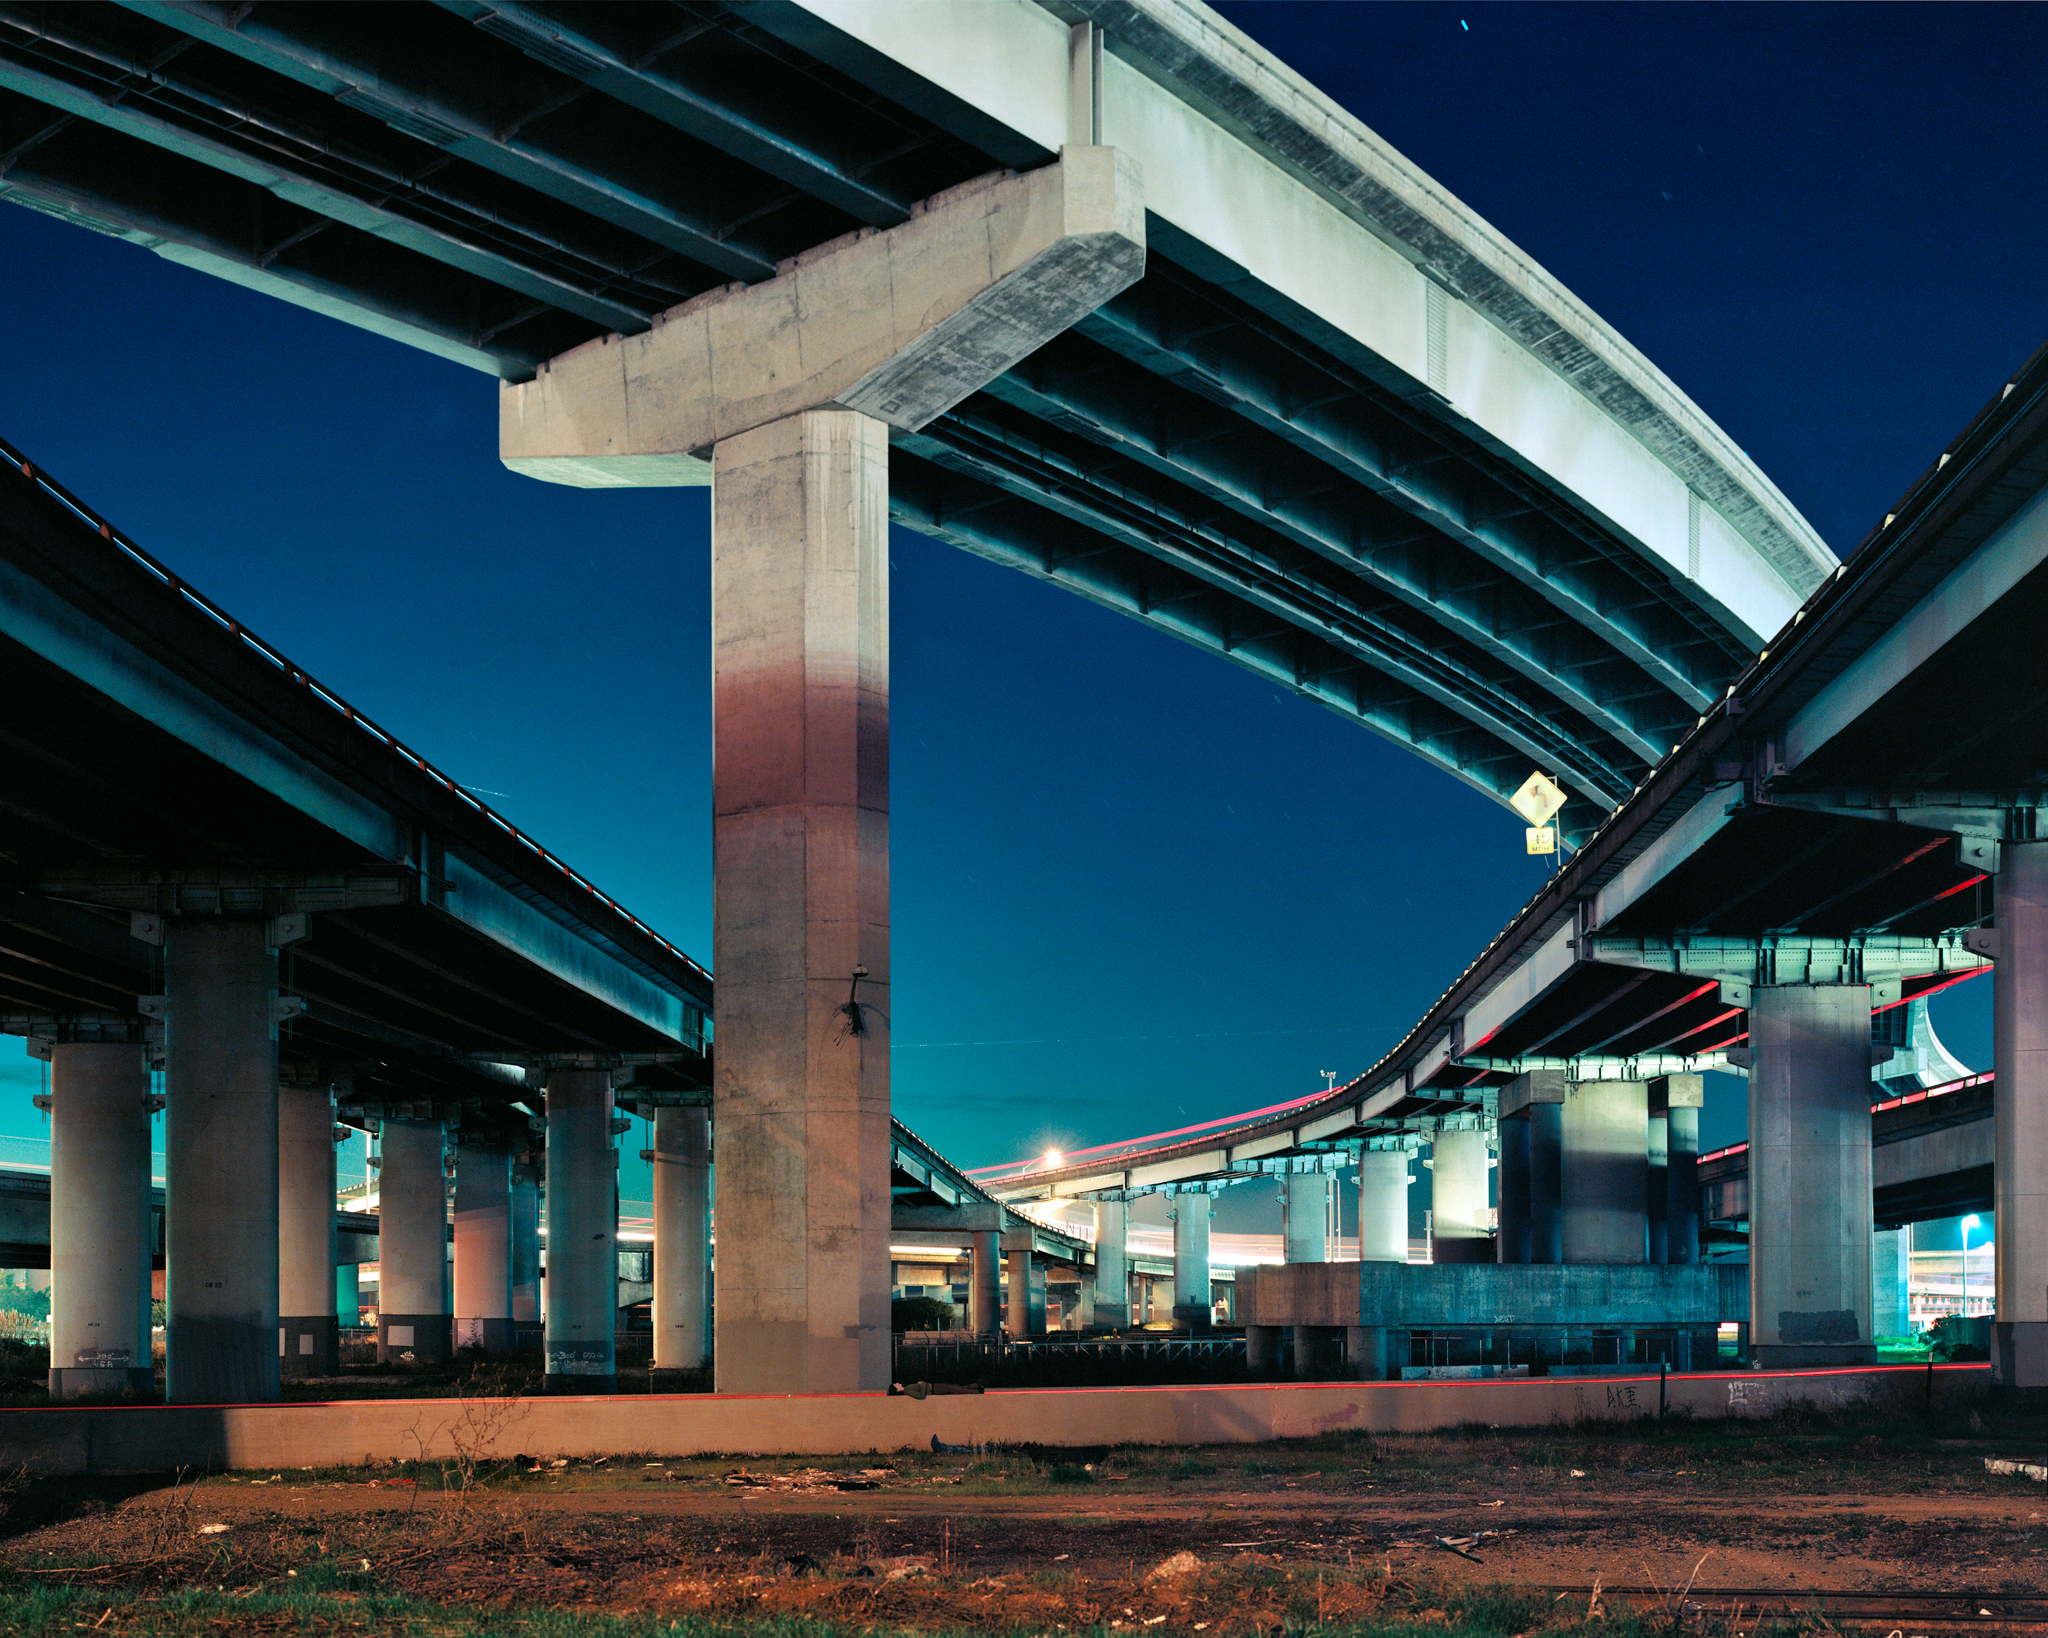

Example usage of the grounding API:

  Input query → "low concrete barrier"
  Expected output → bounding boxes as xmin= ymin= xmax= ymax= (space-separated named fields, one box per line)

xmin=0 ymin=1364 xmax=1986 ymax=1476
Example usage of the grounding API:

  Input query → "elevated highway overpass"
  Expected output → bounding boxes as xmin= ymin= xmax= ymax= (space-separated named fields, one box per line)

xmin=0 ymin=0 xmax=1911 ymax=1393
xmin=995 ymin=332 xmax=2048 ymax=1381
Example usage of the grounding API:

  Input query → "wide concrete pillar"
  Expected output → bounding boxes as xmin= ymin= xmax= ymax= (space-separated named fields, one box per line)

xmin=1171 ymin=1193 xmax=1212 ymax=1327
xmin=1496 ymin=1113 xmax=1529 ymax=1264
xmin=1005 ymin=1246 xmax=1045 ymax=1338
xmin=543 ymin=1068 xmax=617 ymax=1392
xmin=968 ymin=1230 xmax=1000 ymax=1338
xmin=164 ymin=919 xmax=280 ymax=1405
xmin=510 ymin=1158 xmax=540 ymax=1325
xmin=1429 ymin=1129 xmax=1492 ymax=1263
xmin=1346 ymin=1324 xmax=1394 ymax=1380
xmin=1245 ymin=1323 xmax=1281 ymax=1374
xmin=377 ymin=1119 xmax=450 ymax=1364
xmin=1357 ymin=1149 xmax=1410 ymax=1262
xmin=1283 ymin=1173 xmax=1328 ymax=1263
xmin=711 ymin=409 xmax=892 ymax=1395
xmin=47 ymin=1042 xmax=154 ymax=1399
xmin=1873 ymin=1226 xmax=1910 ymax=1338
xmin=1997 ymin=839 xmax=2048 ymax=1386
xmin=1091 ymin=1199 xmax=1129 ymax=1328
xmin=1749 ymin=985 xmax=1875 ymax=1366
xmin=278 ymin=1084 xmax=338 ymax=1377
xmin=453 ymin=1142 xmax=513 ymax=1354
xmin=1561 ymin=1081 xmax=1648 ymax=1263
xmin=651 ymin=1104 xmax=712 ymax=1372
xmin=1653 ymin=1075 xmax=1703 ymax=1265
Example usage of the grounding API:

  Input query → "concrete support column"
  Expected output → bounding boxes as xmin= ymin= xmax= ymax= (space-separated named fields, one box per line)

xmin=510 ymin=1159 xmax=540 ymax=1325
xmin=1646 ymin=1102 xmax=1670 ymax=1265
xmin=47 ymin=1042 xmax=154 ymax=1399
xmin=1357 ymin=1149 xmax=1410 ymax=1262
xmin=1282 ymin=1173 xmax=1329 ymax=1263
xmin=165 ymin=919 xmax=281 ymax=1406
xmin=1561 ymin=1081 xmax=1648 ymax=1263
xmin=1429 ymin=1129 xmax=1492 ymax=1264
xmin=1496 ymin=1113 xmax=1530 ymax=1264
xmin=1170 ymin=1193 xmax=1212 ymax=1329
xmin=1750 ymin=985 xmax=1876 ymax=1366
xmin=377 ymin=1119 xmax=450 ymax=1365
xmin=712 ymin=409 xmax=891 ymax=1395
xmin=453 ymin=1143 xmax=513 ymax=1354
xmin=651 ymin=1104 xmax=712 ymax=1372
xmin=1091 ymin=1200 xmax=1129 ymax=1328
xmin=1873 ymin=1226 xmax=1910 ymax=1339
xmin=1653 ymin=1075 xmax=1703 ymax=1265
xmin=1005 ymin=1247 xmax=1045 ymax=1338
xmin=1346 ymin=1324 xmax=1393 ymax=1380
xmin=968 ymin=1230 xmax=1000 ymax=1339
xmin=1997 ymin=839 xmax=2048 ymax=1386
xmin=543 ymin=1068 xmax=617 ymax=1392
xmin=1293 ymin=1323 xmax=1343 ymax=1380
xmin=1245 ymin=1324 xmax=1281 ymax=1374
xmin=1529 ymin=1103 xmax=1563 ymax=1263
xmin=278 ymin=1084 xmax=338 ymax=1377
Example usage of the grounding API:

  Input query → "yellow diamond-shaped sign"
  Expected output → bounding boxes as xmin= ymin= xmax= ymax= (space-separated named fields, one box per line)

xmin=1509 ymin=770 xmax=1566 ymax=827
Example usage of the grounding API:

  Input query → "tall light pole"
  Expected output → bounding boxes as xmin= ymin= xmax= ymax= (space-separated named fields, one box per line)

xmin=1960 ymin=1214 xmax=1982 ymax=1316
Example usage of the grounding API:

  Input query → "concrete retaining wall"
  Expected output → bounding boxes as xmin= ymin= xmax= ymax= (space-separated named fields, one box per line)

xmin=0 ymin=1365 xmax=1984 ymax=1476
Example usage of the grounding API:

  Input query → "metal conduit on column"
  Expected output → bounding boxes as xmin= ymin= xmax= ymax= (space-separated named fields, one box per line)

xmin=544 ymin=1068 xmax=617 ymax=1393
xmin=377 ymin=1119 xmax=450 ymax=1364
xmin=47 ymin=1041 xmax=154 ymax=1399
xmin=278 ymin=1083 xmax=338 ymax=1376
xmin=164 ymin=919 xmax=281 ymax=1406
xmin=1749 ymin=985 xmax=1875 ymax=1366
xmin=651 ymin=1104 xmax=711 ymax=1372
xmin=453 ymin=1142 xmax=513 ymax=1354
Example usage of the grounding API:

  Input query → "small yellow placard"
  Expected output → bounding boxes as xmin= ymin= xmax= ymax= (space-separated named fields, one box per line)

xmin=1526 ymin=825 xmax=1557 ymax=855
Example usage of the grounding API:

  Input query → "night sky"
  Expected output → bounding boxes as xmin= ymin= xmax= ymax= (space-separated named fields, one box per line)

xmin=0 ymin=3 xmax=2040 ymax=1204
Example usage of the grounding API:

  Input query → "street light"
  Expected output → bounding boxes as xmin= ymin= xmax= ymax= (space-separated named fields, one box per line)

xmin=1961 ymin=1214 xmax=1982 ymax=1316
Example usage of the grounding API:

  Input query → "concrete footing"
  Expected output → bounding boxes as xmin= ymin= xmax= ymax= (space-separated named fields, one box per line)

xmin=47 ymin=1042 xmax=154 ymax=1399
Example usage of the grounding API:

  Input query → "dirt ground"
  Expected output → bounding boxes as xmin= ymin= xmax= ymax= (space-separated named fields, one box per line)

xmin=7 ymin=1407 xmax=2048 ymax=1628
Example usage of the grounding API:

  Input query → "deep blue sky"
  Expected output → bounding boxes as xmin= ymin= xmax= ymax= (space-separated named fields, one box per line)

xmin=0 ymin=2 xmax=2038 ymax=1189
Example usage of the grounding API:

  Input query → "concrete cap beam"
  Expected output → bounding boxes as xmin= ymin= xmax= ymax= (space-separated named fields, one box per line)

xmin=501 ymin=146 xmax=1145 ymax=488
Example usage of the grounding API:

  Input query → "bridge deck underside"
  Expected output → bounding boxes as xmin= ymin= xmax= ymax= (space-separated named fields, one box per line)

xmin=0 ymin=0 xmax=1779 ymax=839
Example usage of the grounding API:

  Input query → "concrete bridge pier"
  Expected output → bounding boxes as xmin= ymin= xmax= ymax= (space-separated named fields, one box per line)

xmin=501 ymin=148 xmax=1145 ymax=1392
xmin=650 ymin=1104 xmax=711 ymax=1372
xmin=1749 ymin=985 xmax=1875 ymax=1366
xmin=1245 ymin=1324 xmax=1281 ymax=1374
xmin=47 ymin=1041 xmax=154 ymax=1399
xmin=511 ymin=1157 xmax=540 ymax=1328
xmin=1996 ymin=837 xmax=2048 ymax=1388
xmin=1091 ymin=1200 xmax=1129 ymax=1328
xmin=1873 ymin=1226 xmax=1910 ymax=1338
xmin=164 ymin=919 xmax=281 ymax=1406
xmin=1562 ymin=1080 xmax=1648 ymax=1263
xmin=968 ymin=1231 xmax=1000 ymax=1339
xmin=1358 ymin=1149 xmax=1411 ymax=1262
xmin=278 ymin=1084 xmax=338 ymax=1376
xmin=1282 ymin=1173 xmax=1328 ymax=1263
xmin=453 ymin=1141 xmax=513 ymax=1354
xmin=1171 ymin=1193 xmax=1212 ymax=1328
xmin=543 ymin=1068 xmax=617 ymax=1393
xmin=1429 ymin=1129 xmax=1492 ymax=1263
xmin=1005 ymin=1245 xmax=1046 ymax=1338
xmin=1652 ymin=1075 xmax=1703 ymax=1264
xmin=377 ymin=1118 xmax=450 ymax=1365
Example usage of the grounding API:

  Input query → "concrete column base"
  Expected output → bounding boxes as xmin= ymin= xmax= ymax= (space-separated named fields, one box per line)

xmin=455 ymin=1317 xmax=516 ymax=1354
xmin=546 ymin=1371 xmax=619 ymax=1395
xmin=1755 ymin=1342 xmax=1876 ymax=1369
xmin=49 ymin=1366 xmax=153 ymax=1398
xmin=280 ymin=1315 xmax=337 ymax=1377
xmin=1995 ymin=1322 xmax=2048 ymax=1389
xmin=1293 ymin=1324 xmax=1342 ymax=1380
xmin=1170 ymin=1303 xmax=1213 ymax=1335
xmin=379 ymin=1315 xmax=452 ymax=1364
xmin=1430 ymin=1237 xmax=1494 ymax=1265
xmin=1245 ymin=1324 xmax=1282 ymax=1374
xmin=1346 ymin=1325 xmax=1393 ymax=1380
